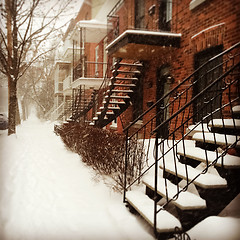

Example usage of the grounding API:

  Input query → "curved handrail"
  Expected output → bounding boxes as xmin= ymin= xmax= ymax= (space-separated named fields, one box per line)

xmin=124 ymin=41 xmax=240 ymax=133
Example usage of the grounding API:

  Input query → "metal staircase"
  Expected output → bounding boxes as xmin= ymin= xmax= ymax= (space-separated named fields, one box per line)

xmin=92 ymin=59 xmax=143 ymax=127
xmin=123 ymin=42 xmax=240 ymax=239
xmin=69 ymin=59 xmax=143 ymax=127
xmin=70 ymin=85 xmax=97 ymax=123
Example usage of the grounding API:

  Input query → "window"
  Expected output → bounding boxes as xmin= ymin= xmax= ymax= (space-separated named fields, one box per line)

xmin=166 ymin=0 xmax=172 ymax=22
xmin=135 ymin=0 xmax=145 ymax=29
xmin=159 ymin=0 xmax=172 ymax=31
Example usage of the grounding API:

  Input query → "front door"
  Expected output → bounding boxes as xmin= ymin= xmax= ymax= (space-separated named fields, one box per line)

xmin=193 ymin=45 xmax=223 ymax=123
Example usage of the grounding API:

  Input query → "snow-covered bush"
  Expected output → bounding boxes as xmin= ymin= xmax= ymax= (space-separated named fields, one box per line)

xmin=55 ymin=122 xmax=145 ymax=192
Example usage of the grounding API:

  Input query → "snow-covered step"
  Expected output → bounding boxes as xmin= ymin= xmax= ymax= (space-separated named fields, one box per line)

xmin=143 ymin=176 xmax=206 ymax=210
xmin=192 ymin=132 xmax=240 ymax=148
xmin=186 ymin=124 xmax=209 ymax=137
xmin=103 ymin=100 xmax=126 ymax=105
xmin=93 ymin=116 xmax=98 ymax=120
xmin=99 ymin=105 xmax=120 ymax=110
xmin=233 ymin=105 xmax=240 ymax=115
xmin=208 ymin=119 xmax=240 ymax=129
xmin=106 ymin=111 xmax=114 ymax=115
xmin=177 ymin=147 xmax=240 ymax=169
xmin=111 ymin=89 xmax=133 ymax=93
xmin=110 ymin=95 xmax=130 ymax=99
xmin=159 ymin=160 xmax=227 ymax=188
xmin=108 ymin=106 xmax=120 ymax=110
xmin=114 ymin=62 xmax=143 ymax=68
xmin=112 ymin=69 xmax=141 ymax=75
xmin=111 ymin=77 xmax=138 ymax=81
xmin=113 ymin=83 xmax=136 ymax=87
xmin=109 ymin=100 xmax=126 ymax=105
xmin=126 ymin=191 xmax=182 ymax=233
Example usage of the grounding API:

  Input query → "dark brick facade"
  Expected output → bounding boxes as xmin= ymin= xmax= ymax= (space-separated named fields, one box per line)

xmin=105 ymin=0 xmax=240 ymax=135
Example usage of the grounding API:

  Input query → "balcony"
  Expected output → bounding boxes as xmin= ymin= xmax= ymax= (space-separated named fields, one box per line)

xmin=106 ymin=29 xmax=181 ymax=60
xmin=71 ymin=60 xmax=108 ymax=89
xmin=106 ymin=0 xmax=181 ymax=60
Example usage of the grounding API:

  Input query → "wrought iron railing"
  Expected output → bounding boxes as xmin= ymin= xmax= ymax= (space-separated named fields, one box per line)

xmin=123 ymin=42 xmax=240 ymax=234
xmin=73 ymin=59 xmax=108 ymax=81
xmin=71 ymin=85 xmax=97 ymax=123
xmin=70 ymin=58 xmax=113 ymax=123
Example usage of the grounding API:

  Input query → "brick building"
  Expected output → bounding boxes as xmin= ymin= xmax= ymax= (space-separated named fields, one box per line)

xmin=53 ymin=1 xmax=240 ymax=238
xmin=102 ymin=0 xmax=240 ymax=134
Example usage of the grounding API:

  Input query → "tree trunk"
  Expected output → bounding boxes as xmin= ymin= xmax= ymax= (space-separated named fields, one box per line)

xmin=8 ymin=79 xmax=17 ymax=135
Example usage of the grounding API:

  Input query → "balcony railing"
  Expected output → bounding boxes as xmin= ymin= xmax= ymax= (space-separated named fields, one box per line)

xmin=73 ymin=60 xmax=108 ymax=81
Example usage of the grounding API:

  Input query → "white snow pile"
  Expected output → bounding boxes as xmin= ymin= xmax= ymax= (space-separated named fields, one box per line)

xmin=187 ymin=216 xmax=240 ymax=240
xmin=0 ymin=115 xmax=154 ymax=240
xmin=0 ymin=114 xmax=240 ymax=240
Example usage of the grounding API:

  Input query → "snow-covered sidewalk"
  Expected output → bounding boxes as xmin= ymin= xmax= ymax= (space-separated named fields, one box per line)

xmin=0 ymin=116 xmax=154 ymax=240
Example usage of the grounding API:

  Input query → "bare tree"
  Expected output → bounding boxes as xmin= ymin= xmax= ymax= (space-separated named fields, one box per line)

xmin=18 ymin=53 xmax=55 ymax=120
xmin=0 ymin=0 xmax=73 ymax=135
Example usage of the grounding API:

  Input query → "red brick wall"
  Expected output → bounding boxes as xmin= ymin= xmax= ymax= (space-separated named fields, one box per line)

xmin=111 ymin=0 xmax=240 ymax=136
xmin=172 ymin=0 xmax=240 ymax=81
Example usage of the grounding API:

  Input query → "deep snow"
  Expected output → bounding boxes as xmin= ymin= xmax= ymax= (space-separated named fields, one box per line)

xmin=1 ymin=115 xmax=240 ymax=240
xmin=0 ymin=115 xmax=154 ymax=240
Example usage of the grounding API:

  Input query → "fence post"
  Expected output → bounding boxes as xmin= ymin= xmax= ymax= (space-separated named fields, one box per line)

xmin=123 ymin=129 xmax=129 ymax=203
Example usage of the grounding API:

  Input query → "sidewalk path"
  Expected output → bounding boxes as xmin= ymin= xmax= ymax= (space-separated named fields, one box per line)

xmin=0 ymin=116 xmax=154 ymax=240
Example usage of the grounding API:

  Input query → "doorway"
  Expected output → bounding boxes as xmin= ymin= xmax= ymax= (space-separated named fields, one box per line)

xmin=193 ymin=45 xmax=223 ymax=123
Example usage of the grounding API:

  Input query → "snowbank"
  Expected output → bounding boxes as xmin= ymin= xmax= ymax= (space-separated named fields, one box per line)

xmin=0 ymin=115 xmax=154 ymax=240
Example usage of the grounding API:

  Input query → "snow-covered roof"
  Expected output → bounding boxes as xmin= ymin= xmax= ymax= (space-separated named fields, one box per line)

xmin=77 ymin=19 xmax=109 ymax=43
xmin=94 ymin=0 xmax=119 ymax=23
xmin=69 ymin=0 xmax=119 ymax=43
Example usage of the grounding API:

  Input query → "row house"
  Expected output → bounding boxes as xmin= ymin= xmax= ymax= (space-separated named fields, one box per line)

xmin=54 ymin=0 xmax=240 ymax=239
xmin=50 ymin=0 xmax=118 ymax=122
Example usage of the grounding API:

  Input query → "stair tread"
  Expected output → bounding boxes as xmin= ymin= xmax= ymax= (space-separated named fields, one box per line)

xmin=110 ymin=95 xmax=130 ymax=99
xmin=112 ymin=77 xmax=138 ymax=81
xmin=112 ymin=89 xmax=133 ymax=93
xmin=186 ymin=124 xmax=209 ymax=136
xmin=113 ymin=83 xmax=136 ymax=87
xmin=233 ymin=105 xmax=240 ymax=114
xmin=159 ymin=160 xmax=227 ymax=188
xmin=208 ymin=119 xmax=240 ymax=129
xmin=114 ymin=62 xmax=143 ymax=67
xmin=112 ymin=69 xmax=141 ymax=74
xmin=177 ymin=147 xmax=240 ymax=168
xmin=104 ymin=100 xmax=126 ymax=105
xmin=192 ymin=132 xmax=240 ymax=147
xmin=108 ymin=106 xmax=120 ymax=110
xmin=126 ymin=191 xmax=182 ymax=233
xmin=143 ymin=176 xmax=206 ymax=210
xmin=106 ymin=111 xmax=114 ymax=115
